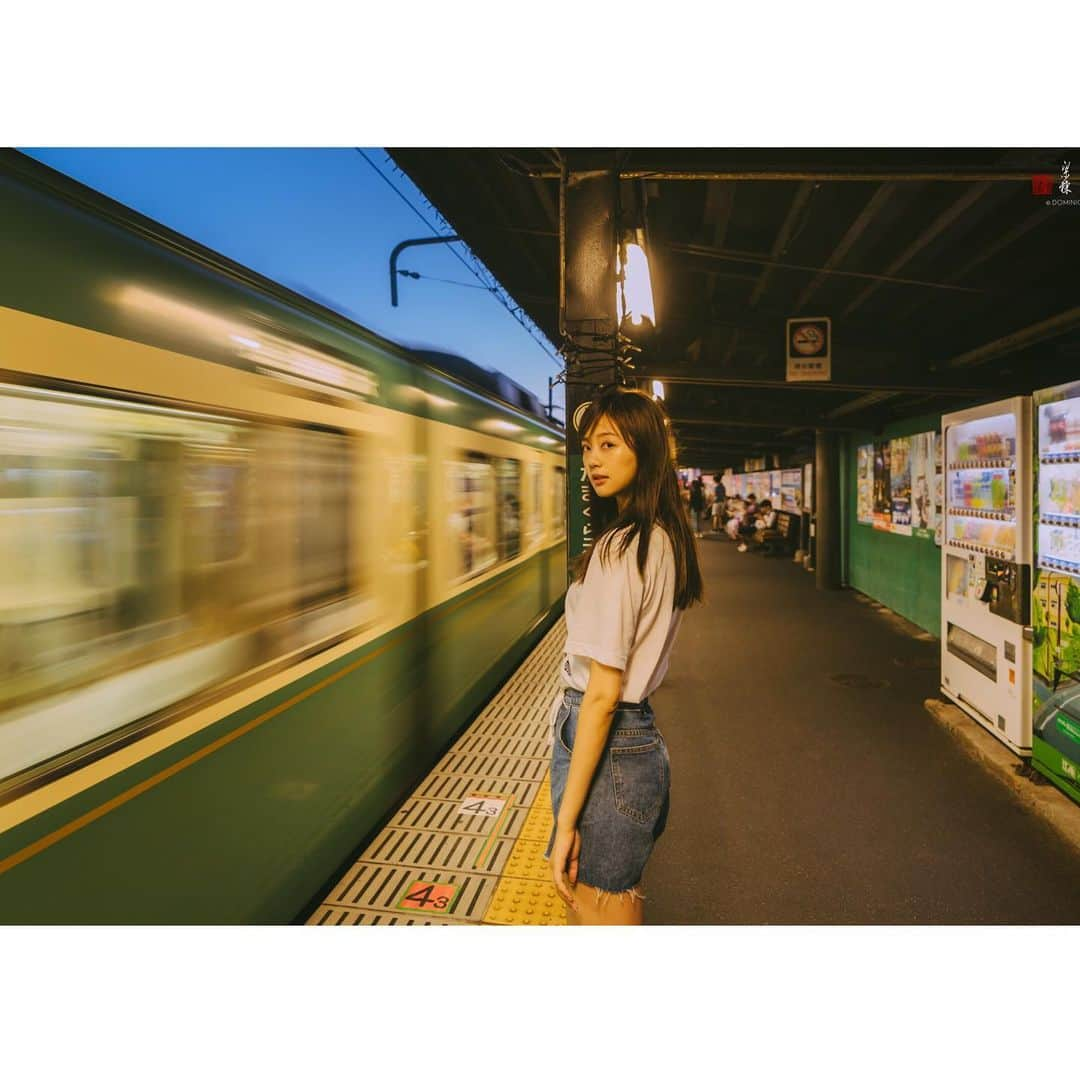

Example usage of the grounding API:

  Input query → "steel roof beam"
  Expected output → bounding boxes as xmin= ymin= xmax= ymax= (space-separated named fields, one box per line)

xmin=638 ymin=373 xmax=993 ymax=396
xmin=793 ymin=183 xmax=894 ymax=312
xmin=948 ymin=305 xmax=1080 ymax=368
xmin=519 ymin=167 xmax=1037 ymax=182
xmin=750 ymin=181 xmax=817 ymax=308
xmin=669 ymin=414 xmax=860 ymax=432
xmin=668 ymin=241 xmax=984 ymax=295
xmin=841 ymin=182 xmax=994 ymax=317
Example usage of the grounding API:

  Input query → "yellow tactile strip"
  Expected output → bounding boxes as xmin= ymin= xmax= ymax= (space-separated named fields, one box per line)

xmin=308 ymin=618 xmax=567 ymax=925
xmin=483 ymin=776 xmax=568 ymax=926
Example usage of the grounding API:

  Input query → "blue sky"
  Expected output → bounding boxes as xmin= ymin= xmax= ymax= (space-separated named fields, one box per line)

xmin=22 ymin=148 xmax=564 ymax=419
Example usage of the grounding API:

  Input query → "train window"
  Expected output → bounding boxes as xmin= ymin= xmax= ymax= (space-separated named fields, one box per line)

xmin=495 ymin=457 xmax=521 ymax=561
xmin=552 ymin=465 xmax=567 ymax=541
xmin=525 ymin=462 xmax=543 ymax=549
xmin=386 ymin=452 xmax=429 ymax=571
xmin=0 ymin=382 xmax=369 ymax=790
xmin=447 ymin=455 xmax=497 ymax=581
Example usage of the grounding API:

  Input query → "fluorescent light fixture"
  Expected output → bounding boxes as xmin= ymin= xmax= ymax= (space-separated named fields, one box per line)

xmin=398 ymin=386 xmax=457 ymax=409
xmin=479 ymin=419 xmax=524 ymax=434
xmin=616 ymin=239 xmax=656 ymax=330
xmin=535 ymin=435 xmax=559 ymax=445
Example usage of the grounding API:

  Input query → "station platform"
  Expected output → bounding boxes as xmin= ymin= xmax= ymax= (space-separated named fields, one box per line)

xmin=310 ymin=534 xmax=1080 ymax=925
xmin=308 ymin=621 xmax=569 ymax=926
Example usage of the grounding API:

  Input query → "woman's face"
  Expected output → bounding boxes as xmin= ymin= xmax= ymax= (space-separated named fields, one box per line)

xmin=582 ymin=414 xmax=638 ymax=505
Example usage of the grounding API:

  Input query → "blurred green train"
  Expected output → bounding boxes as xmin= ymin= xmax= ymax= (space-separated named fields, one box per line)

xmin=0 ymin=150 xmax=567 ymax=923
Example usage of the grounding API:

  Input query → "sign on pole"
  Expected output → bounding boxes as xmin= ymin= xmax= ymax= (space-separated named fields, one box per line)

xmin=786 ymin=317 xmax=831 ymax=382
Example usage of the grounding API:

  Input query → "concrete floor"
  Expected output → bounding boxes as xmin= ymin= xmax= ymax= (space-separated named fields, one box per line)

xmin=645 ymin=534 xmax=1080 ymax=924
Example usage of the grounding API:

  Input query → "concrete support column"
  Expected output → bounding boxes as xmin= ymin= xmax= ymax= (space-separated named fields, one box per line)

xmin=561 ymin=152 xmax=619 ymax=568
xmin=814 ymin=428 xmax=842 ymax=590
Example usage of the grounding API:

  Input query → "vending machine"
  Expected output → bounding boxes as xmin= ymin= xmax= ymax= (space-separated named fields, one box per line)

xmin=1031 ymin=379 xmax=1080 ymax=803
xmin=940 ymin=397 xmax=1032 ymax=755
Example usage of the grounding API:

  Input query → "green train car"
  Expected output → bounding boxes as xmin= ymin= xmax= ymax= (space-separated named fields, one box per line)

xmin=0 ymin=150 xmax=567 ymax=923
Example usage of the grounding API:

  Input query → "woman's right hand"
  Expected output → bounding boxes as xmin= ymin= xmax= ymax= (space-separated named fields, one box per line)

xmin=550 ymin=823 xmax=581 ymax=911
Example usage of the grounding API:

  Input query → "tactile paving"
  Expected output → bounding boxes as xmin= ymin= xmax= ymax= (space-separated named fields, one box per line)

xmin=468 ymin=715 xmax=552 ymax=740
xmin=451 ymin=731 xmax=551 ymax=759
xmin=433 ymin=752 xmax=548 ymax=782
xmin=391 ymin=796 xmax=528 ymax=840
xmin=308 ymin=617 xmax=566 ymax=926
xmin=484 ymin=876 xmax=567 ymax=926
xmin=518 ymin=805 xmax=555 ymax=844
xmin=412 ymin=773 xmax=541 ymax=808
xmin=310 ymin=905 xmax=461 ymax=926
xmin=359 ymin=827 xmax=517 ymax=875
xmin=327 ymin=864 xmax=497 ymax=922
xmin=498 ymin=838 xmax=550 ymax=881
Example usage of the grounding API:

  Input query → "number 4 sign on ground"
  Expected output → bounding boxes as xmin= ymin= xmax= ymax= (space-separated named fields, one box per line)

xmin=397 ymin=880 xmax=460 ymax=913
xmin=458 ymin=796 xmax=506 ymax=818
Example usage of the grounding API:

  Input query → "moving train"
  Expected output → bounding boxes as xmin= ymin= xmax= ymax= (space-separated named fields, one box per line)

xmin=0 ymin=150 xmax=567 ymax=922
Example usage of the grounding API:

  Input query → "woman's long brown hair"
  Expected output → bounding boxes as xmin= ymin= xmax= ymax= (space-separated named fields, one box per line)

xmin=570 ymin=386 xmax=703 ymax=610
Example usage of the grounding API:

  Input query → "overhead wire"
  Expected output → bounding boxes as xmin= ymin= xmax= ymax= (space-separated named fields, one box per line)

xmin=355 ymin=149 xmax=562 ymax=367
xmin=398 ymin=270 xmax=495 ymax=291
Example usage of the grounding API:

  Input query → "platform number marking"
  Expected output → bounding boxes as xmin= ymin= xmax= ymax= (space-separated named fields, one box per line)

xmin=397 ymin=880 xmax=460 ymax=913
xmin=458 ymin=796 xmax=506 ymax=818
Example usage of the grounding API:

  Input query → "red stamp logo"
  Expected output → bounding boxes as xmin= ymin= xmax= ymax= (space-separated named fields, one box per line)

xmin=1031 ymin=174 xmax=1055 ymax=196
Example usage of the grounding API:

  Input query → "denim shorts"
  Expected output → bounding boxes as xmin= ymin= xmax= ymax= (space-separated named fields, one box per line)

xmin=544 ymin=687 xmax=671 ymax=894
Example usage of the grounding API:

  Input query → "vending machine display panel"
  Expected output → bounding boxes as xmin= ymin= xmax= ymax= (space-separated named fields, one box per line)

xmin=1031 ymin=380 xmax=1080 ymax=802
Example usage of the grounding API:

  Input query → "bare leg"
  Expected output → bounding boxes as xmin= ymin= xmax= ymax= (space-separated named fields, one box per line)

xmin=563 ymin=884 xmax=644 ymax=926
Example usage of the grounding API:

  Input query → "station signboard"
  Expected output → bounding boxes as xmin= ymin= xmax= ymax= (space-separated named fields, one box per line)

xmin=786 ymin=317 xmax=831 ymax=382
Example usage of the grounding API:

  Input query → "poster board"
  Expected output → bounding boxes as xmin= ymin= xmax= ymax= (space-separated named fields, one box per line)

xmin=910 ymin=432 xmax=936 ymax=539
xmin=856 ymin=444 xmax=873 ymax=524
xmin=781 ymin=468 xmax=803 ymax=512
xmin=889 ymin=436 xmax=913 ymax=535
xmin=873 ymin=441 xmax=892 ymax=531
xmin=860 ymin=431 xmax=938 ymax=537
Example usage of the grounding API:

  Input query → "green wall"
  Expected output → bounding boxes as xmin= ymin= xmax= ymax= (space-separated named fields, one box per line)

xmin=844 ymin=411 xmax=943 ymax=638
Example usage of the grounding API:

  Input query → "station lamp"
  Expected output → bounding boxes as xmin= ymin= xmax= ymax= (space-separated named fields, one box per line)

xmin=616 ymin=228 xmax=656 ymax=335
xmin=651 ymin=380 xmax=665 ymax=401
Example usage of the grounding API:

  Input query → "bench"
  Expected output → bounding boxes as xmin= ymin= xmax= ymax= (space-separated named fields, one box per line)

xmin=751 ymin=510 xmax=800 ymax=557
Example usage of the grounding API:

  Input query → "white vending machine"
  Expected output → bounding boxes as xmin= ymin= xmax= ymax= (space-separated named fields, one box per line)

xmin=940 ymin=396 xmax=1032 ymax=755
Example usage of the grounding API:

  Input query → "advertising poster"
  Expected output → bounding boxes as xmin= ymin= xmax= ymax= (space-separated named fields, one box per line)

xmin=856 ymin=444 xmax=873 ymax=524
xmin=873 ymin=441 xmax=892 ymax=531
xmin=803 ymin=463 xmax=814 ymax=514
xmin=910 ymin=432 xmax=934 ymax=538
xmin=890 ymin=436 xmax=913 ymax=535
xmin=781 ymin=467 xmax=802 ymax=512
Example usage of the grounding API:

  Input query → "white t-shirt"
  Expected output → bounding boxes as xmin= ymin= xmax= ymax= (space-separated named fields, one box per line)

xmin=559 ymin=523 xmax=684 ymax=704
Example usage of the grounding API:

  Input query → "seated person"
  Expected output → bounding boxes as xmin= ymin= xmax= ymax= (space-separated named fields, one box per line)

xmin=738 ymin=499 xmax=776 ymax=552
xmin=756 ymin=499 xmax=778 ymax=532
xmin=726 ymin=494 xmax=756 ymax=541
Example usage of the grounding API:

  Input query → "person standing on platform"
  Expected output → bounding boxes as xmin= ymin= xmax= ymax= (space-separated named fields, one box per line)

xmin=545 ymin=386 xmax=703 ymax=925
xmin=688 ymin=477 xmax=706 ymax=538
xmin=711 ymin=476 xmax=726 ymax=532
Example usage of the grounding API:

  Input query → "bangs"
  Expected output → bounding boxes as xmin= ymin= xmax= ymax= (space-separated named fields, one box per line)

xmin=581 ymin=409 xmax=629 ymax=447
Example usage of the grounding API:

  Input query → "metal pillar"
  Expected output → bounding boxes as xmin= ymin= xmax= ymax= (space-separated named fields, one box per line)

xmin=561 ymin=152 xmax=620 ymax=567
xmin=814 ymin=428 xmax=842 ymax=590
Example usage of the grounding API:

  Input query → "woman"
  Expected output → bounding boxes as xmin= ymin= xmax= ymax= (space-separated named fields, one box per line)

xmin=546 ymin=386 xmax=703 ymax=925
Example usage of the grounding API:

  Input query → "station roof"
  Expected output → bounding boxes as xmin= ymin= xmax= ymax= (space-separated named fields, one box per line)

xmin=390 ymin=148 xmax=1080 ymax=467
